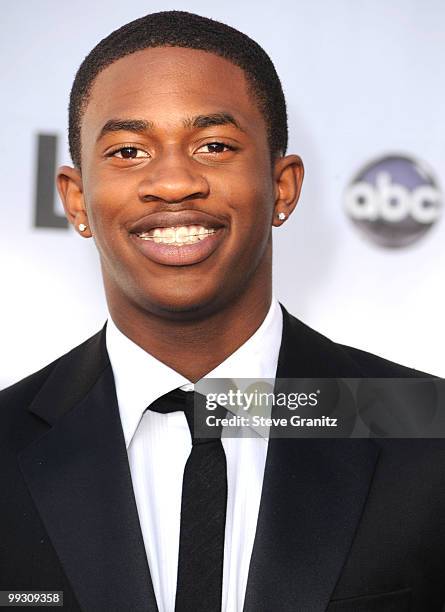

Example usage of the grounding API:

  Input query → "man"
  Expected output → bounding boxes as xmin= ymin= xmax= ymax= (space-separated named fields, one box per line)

xmin=0 ymin=10 xmax=444 ymax=612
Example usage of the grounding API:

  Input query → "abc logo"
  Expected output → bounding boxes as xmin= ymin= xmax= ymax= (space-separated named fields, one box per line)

xmin=344 ymin=155 xmax=441 ymax=247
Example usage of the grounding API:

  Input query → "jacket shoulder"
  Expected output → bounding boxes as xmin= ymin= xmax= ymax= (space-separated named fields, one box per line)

xmin=0 ymin=329 xmax=106 ymax=455
xmin=0 ymin=330 xmax=105 ymax=409
xmin=337 ymin=343 xmax=431 ymax=377
xmin=0 ymin=360 xmax=60 ymax=409
xmin=282 ymin=306 xmax=431 ymax=378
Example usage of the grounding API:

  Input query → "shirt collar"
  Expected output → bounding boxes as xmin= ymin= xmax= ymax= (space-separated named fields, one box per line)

xmin=106 ymin=297 xmax=283 ymax=448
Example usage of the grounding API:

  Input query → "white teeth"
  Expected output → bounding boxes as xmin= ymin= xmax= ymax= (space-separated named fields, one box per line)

xmin=176 ymin=226 xmax=189 ymax=242
xmin=153 ymin=229 xmax=163 ymax=244
xmin=136 ymin=225 xmax=217 ymax=245
xmin=162 ymin=228 xmax=176 ymax=243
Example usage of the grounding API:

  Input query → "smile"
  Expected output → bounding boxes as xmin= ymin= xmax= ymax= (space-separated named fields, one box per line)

xmin=131 ymin=224 xmax=225 ymax=266
xmin=136 ymin=225 xmax=217 ymax=246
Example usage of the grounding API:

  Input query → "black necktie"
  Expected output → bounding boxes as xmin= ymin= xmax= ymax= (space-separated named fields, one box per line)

xmin=148 ymin=388 xmax=227 ymax=612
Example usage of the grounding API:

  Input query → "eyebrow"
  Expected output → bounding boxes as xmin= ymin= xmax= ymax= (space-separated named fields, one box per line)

xmin=97 ymin=119 xmax=153 ymax=141
xmin=96 ymin=112 xmax=245 ymax=142
xmin=183 ymin=112 xmax=245 ymax=132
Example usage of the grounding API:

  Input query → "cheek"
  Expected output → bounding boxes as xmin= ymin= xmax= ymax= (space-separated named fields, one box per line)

xmin=83 ymin=173 xmax=128 ymax=236
xmin=84 ymin=197 xmax=112 ymax=243
xmin=83 ymin=192 xmax=133 ymax=270
xmin=228 ymin=169 xmax=275 ymax=244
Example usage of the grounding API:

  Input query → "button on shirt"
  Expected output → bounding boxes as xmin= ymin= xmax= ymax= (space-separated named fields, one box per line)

xmin=106 ymin=298 xmax=283 ymax=612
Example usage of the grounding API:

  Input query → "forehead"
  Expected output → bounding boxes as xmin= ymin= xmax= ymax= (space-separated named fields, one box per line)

xmin=82 ymin=47 xmax=265 ymax=141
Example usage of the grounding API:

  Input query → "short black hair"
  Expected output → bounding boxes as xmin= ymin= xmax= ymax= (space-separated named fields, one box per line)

xmin=68 ymin=11 xmax=288 ymax=168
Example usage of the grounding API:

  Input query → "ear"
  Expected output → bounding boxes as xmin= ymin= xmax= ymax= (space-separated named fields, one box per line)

xmin=272 ymin=154 xmax=304 ymax=227
xmin=56 ymin=165 xmax=92 ymax=237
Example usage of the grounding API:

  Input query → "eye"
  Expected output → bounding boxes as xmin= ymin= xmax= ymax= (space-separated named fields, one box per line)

xmin=109 ymin=146 xmax=150 ymax=159
xmin=195 ymin=142 xmax=236 ymax=155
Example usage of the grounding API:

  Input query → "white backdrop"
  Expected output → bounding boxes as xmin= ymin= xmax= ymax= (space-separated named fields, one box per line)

xmin=1 ymin=0 xmax=444 ymax=388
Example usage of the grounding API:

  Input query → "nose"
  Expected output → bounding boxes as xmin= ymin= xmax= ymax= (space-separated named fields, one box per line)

xmin=138 ymin=150 xmax=210 ymax=204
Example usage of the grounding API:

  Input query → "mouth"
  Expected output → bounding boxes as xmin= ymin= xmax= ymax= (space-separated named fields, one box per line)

xmin=136 ymin=225 xmax=217 ymax=245
xmin=129 ymin=211 xmax=227 ymax=266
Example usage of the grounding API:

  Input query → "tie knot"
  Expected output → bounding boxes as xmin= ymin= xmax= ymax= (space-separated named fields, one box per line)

xmin=149 ymin=388 xmax=190 ymax=413
xmin=148 ymin=388 xmax=224 ymax=444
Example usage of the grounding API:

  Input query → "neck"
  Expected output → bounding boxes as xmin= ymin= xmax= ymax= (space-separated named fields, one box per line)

xmin=106 ymin=282 xmax=272 ymax=383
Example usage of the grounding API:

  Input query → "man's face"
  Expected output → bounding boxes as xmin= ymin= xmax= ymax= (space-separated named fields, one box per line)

xmin=63 ymin=47 xmax=301 ymax=319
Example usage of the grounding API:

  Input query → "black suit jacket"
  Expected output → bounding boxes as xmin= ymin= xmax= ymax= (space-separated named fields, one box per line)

xmin=1 ymin=304 xmax=444 ymax=612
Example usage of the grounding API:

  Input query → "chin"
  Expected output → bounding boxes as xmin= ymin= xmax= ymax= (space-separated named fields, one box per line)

xmin=138 ymin=284 xmax=225 ymax=320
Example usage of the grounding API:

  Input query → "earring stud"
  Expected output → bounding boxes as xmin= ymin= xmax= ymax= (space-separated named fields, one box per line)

xmin=78 ymin=223 xmax=87 ymax=232
xmin=277 ymin=212 xmax=286 ymax=221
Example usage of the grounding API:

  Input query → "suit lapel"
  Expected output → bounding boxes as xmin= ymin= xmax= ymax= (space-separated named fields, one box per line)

xmin=243 ymin=305 xmax=380 ymax=612
xmin=18 ymin=328 xmax=158 ymax=612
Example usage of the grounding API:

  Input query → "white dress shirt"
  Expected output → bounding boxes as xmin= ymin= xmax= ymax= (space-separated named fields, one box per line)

xmin=106 ymin=298 xmax=283 ymax=612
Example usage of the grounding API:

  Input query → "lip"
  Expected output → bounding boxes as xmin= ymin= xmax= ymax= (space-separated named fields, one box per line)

xmin=129 ymin=210 xmax=226 ymax=234
xmin=131 ymin=227 xmax=225 ymax=266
